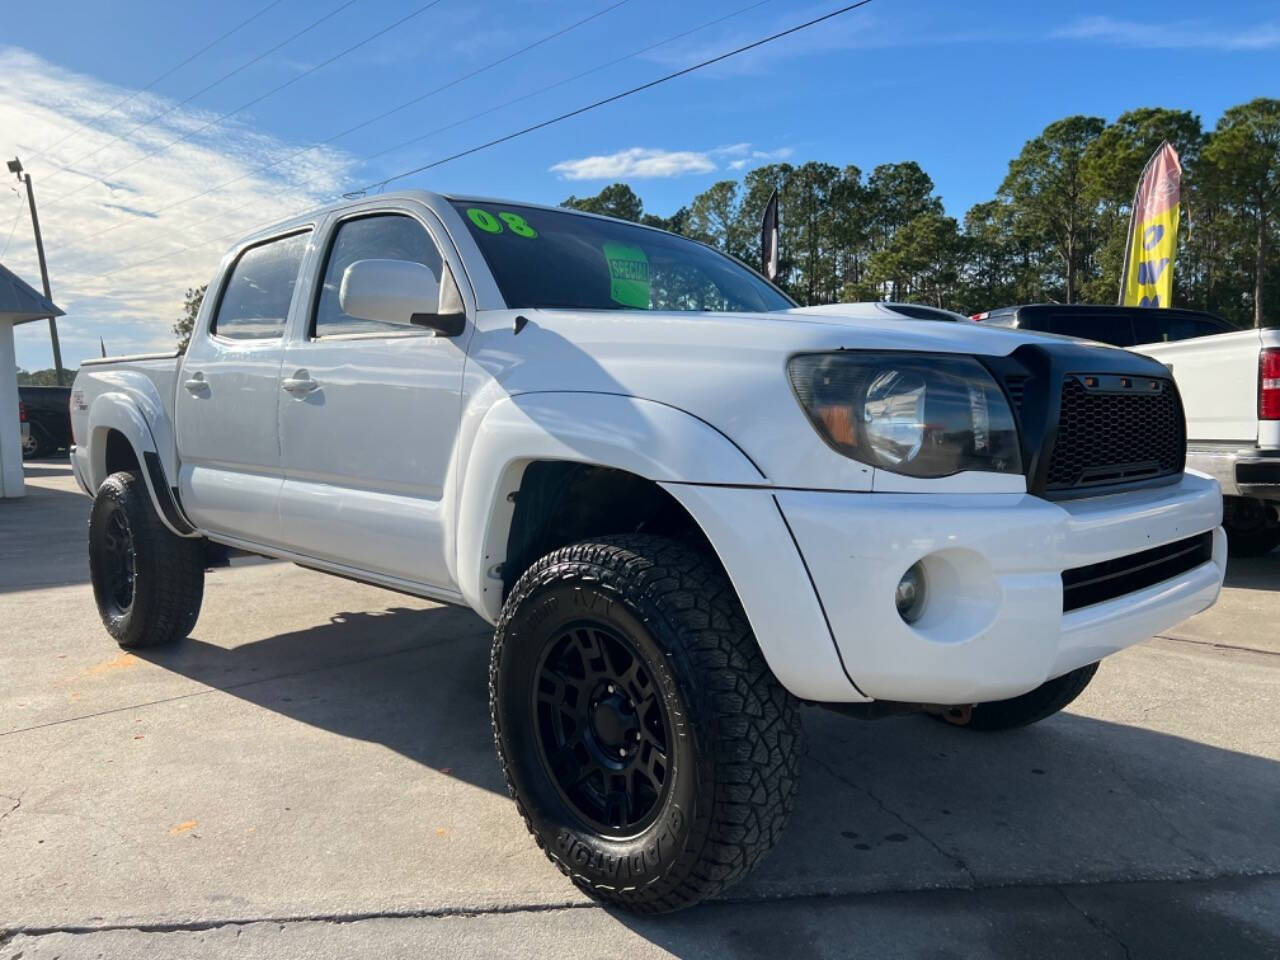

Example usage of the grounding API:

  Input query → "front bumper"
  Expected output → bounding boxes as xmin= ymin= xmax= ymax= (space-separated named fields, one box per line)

xmin=1185 ymin=445 xmax=1280 ymax=501
xmin=777 ymin=471 xmax=1225 ymax=704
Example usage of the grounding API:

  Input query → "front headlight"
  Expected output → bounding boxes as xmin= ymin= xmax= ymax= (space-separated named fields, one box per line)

xmin=788 ymin=352 xmax=1022 ymax=478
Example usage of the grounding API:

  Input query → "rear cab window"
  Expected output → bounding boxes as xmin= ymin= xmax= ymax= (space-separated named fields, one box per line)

xmin=1131 ymin=313 xmax=1231 ymax=345
xmin=211 ymin=230 xmax=311 ymax=340
xmin=1044 ymin=313 xmax=1136 ymax=347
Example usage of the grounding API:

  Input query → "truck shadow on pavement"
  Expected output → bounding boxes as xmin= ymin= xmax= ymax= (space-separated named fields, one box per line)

xmin=1223 ymin=550 xmax=1280 ymax=591
xmin=134 ymin=602 xmax=1280 ymax=919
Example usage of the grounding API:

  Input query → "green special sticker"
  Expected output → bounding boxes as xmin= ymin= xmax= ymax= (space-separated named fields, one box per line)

xmin=602 ymin=242 xmax=650 ymax=308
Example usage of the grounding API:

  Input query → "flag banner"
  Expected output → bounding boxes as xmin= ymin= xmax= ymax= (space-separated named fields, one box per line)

xmin=760 ymin=188 xmax=779 ymax=282
xmin=1120 ymin=141 xmax=1182 ymax=308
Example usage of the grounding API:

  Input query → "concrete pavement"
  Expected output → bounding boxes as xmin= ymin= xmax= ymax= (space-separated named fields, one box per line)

xmin=2 ymin=463 xmax=1278 ymax=958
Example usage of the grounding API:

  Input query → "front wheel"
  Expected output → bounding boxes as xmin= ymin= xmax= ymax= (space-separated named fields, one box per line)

xmin=946 ymin=663 xmax=1099 ymax=732
xmin=490 ymin=535 xmax=802 ymax=913
xmin=88 ymin=471 xmax=205 ymax=648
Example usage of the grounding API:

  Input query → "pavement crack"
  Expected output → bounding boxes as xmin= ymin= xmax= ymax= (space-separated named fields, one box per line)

xmin=1056 ymin=885 xmax=1133 ymax=960
xmin=0 ymin=792 xmax=22 ymax=827
xmin=1153 ymin=634 xmax=1280 ymax=658
xmin=810 ymin=756 xmax=976 ymax=885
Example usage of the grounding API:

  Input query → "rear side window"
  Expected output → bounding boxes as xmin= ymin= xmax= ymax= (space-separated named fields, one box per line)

xmin=1045 ymin=314 xmax=1136 ymax=347
xmin=212 ymin=231 xmax=310 ymax=340
xmin=1131 ymin=313 xmax=1230 ymax=345
xmin=313 ymin=214 xmax=444 ymax=337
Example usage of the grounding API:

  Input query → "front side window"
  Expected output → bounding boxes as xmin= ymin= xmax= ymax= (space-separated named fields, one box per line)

xmin=212 ymin=231 xmax=310 ymax=340
xmin=451 ymin=201 xmax=793 ymax=313
xmin=314 ymin=214 xmax=445 ymax=337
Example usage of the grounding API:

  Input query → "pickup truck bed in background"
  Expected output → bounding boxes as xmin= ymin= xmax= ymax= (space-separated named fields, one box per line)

xmin=975 ymin=304 xmax=1280 ymax=556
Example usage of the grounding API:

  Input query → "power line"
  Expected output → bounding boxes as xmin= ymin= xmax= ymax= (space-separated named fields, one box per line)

xmin=0 ymin=189 xmax=27 ymax=260
xmin=41 ymin=0 xmax=361 ymax=186
xmin=77 ymin=0 xmax=637 ymax=246
xmin=358 ymin=0 xmax=874 ymax=193
xmin=86 ymin=0 xmax=863 ymax=280
xmin=86 ymin=0 xmax=777 ymax=261
xmin=23 ymin=0 xmax=290 ymax=166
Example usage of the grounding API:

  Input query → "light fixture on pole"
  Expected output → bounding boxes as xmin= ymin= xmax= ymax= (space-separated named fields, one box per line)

xmin=7 ymin=156 xmax=66 ymax=386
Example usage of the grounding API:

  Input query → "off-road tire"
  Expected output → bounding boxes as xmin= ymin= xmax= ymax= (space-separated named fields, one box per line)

xmin=957 ymin=663 xmax=1099 ymax=731
xmin=88 ymin=471 xmax=204 ymax=649
xmin=490 ymin=534 xmax=802 ymax=913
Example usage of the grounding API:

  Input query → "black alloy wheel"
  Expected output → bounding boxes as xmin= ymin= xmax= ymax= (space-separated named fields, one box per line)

xmin=533 ymin=621 xmax=673 ymax=836
xmin=94 ymin=503 xmax=137 ymax=615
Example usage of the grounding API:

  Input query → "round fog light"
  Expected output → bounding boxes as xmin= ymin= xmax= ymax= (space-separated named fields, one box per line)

xmin=895 ymin=562 xmax=926 ymax=623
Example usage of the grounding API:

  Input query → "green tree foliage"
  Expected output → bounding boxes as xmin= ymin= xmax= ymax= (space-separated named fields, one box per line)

xmin=551 ymin=100 xmax=1279 ymax=327
xmin=16 ymin=368 xmax=76 ymax=385
xmin=999 ymin=115 xmax=1106 ymax=304
xmin=174 ymin=284 xmax=207 ymax=351
xmin=561 ymin=183 xmax=645 ymax=222
xmin=1200 ymin=99 xmax=1280 ymax=327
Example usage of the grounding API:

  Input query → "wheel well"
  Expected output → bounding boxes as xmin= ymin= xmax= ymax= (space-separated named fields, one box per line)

xmin=104 ymin=429 xmax=141 ymax=476
xmin=502 ymin=462 xmax=713 ymax=596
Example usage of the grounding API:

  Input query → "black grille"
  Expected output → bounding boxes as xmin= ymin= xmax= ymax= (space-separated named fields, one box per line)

xmin=1045 ymin=376 xmax=1184 ymax=492
xmin=1062 ymin=532 xmax=1212 ymax=612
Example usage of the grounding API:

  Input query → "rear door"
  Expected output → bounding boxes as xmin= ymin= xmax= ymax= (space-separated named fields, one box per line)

xmin=275 ymin=203 xmax=472 ymax=588
xmin=175 ymin=228 xmax=313 ymax=544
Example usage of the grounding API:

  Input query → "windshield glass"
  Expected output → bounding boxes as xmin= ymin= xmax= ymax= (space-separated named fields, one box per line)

xmin=450 ymin=200 xmax=794 ymax=313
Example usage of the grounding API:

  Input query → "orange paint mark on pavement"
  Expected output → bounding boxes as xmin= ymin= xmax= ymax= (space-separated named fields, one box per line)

xmin=85 ymin=653 xmax=139 ymax=675
xmin=169 ymin=820 xmax=198 ymax=835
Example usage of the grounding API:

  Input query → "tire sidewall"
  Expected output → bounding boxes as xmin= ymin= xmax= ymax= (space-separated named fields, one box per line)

xmin=89 ymin=475 xmax=154 ymax=646
xmin=494 ymin=574 xmax=712 ymax=894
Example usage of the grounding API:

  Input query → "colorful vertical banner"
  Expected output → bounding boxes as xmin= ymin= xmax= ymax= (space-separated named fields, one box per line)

xmin=1120 ymin=141 xmax=1182 ymax=308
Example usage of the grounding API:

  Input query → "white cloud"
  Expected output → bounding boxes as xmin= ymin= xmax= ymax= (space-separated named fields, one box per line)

xmin=726 ymin=146 xmax=793 ymax=171
xmin=550 ymin=143 xmax=794 ymax=182
xmin=1056 ymin=16 xmax=1280 ymax=51
xmin=551 ymin=147 xmax=717 ymax=181
xmin=0 ymin=46 xmax=357 ymax=371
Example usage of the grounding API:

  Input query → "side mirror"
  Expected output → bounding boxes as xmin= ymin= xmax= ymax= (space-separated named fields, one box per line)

xmin=339 ymin=259 xmax=465 ymax=337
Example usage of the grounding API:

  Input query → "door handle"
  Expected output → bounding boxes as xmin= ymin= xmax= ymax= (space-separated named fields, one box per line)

xmin=183 ymin=372 xmax=207 ymax=394
xmin=281 ymin=374 xmax=318 ymax=395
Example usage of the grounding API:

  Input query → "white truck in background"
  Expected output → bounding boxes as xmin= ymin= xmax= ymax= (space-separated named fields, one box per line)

xmin=976 ymin=304 xmax=1280 ymax=556
xmin=70 ymin=192 xmax=1226 ymax=912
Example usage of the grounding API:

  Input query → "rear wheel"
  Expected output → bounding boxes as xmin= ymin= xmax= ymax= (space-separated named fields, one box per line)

xmin=948 ymin=663 xmax=1099 ymax=732
xmin=21 ymin=427 xmax=47 ymax=459
xmin=88 ymin=471 xmax=204 ymax=648
xmin=1223 ymin=496 xmax=1280 ymax=557
xmin=490 ymin=534 xmax=801 ymax=913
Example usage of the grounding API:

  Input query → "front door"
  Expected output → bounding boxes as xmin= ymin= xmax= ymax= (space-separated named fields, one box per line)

xmin=276 ymin=209 xmax=470 ymax=588
xmin=175 ymin=229 xmax=312 ymax=544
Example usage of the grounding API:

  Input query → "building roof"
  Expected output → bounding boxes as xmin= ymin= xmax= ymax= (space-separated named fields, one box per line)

xmin=0 ymin=261 xmax=63 ymax=324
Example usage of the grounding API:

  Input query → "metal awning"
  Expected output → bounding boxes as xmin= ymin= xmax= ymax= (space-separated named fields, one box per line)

xmin=0 ymin=261 xmax=63 ymax=324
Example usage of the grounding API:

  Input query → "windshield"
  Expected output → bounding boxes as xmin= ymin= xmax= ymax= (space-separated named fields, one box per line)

xmin=450 ymin=200 xmax=794 ymax=313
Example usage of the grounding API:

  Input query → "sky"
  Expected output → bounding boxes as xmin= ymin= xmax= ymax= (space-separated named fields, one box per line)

xmin=2 ymin=0 xmax=1278 ymax=371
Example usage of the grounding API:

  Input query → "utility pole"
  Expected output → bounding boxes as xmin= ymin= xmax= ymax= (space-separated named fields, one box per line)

xmin=7 ymin=157 xmax=65 ymax=386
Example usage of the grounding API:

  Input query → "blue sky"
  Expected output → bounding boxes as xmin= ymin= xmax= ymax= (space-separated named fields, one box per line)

xmin=2 ymin=0 xmax=1278 ymax=369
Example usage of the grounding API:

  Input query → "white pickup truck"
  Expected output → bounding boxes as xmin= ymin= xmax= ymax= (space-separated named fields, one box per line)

xmin=70 ymin=192 xmax=1225 ymax=912
xmin=975 ymin=304 xmax=1280 ymax=556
